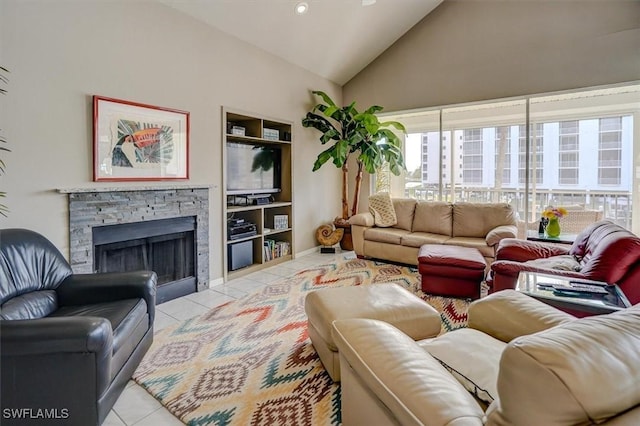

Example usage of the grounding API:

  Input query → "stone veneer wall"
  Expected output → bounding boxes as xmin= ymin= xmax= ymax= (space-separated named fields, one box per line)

xmin=66 ymin=187 xmax=209 ymax=292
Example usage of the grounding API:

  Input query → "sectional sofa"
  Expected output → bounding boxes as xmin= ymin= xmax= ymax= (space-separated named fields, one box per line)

xmin=332 ymin=290 xmax=640 ymax=425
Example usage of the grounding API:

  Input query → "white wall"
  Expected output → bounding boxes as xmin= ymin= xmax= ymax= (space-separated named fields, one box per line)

xmin=0 ymin=0 xmax=342 ymax=281
xmin=344 ymin=0 xmax=640 ymax=111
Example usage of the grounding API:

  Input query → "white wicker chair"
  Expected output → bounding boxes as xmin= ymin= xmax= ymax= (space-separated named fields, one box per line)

xmin=517 ymin=207 xmax=603 ymax=238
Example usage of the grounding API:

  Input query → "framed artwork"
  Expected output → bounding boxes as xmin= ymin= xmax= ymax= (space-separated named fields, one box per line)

xmin=93 ymin=96 xmax=190 ymax=181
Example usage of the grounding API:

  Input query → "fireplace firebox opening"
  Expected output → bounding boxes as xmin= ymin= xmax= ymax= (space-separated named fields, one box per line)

xmin=93 ymin=216 xmax=197 ymax=304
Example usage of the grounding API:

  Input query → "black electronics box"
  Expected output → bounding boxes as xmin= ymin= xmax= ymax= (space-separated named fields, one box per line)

xmin=228 ymin=221 xmax=257 ymax=240
xmin=252 ymin=197 xmax=271 ymax=205
xmin=228 ymin=240 xmax=253 ymax=271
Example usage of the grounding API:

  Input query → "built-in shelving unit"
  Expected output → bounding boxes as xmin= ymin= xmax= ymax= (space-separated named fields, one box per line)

xmin=222 ymin=107 xmax=294 ymax=281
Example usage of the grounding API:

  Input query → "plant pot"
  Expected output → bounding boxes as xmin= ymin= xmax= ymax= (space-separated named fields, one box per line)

xmin=334 ymin=222 xmax=353 ymax=251
xmin=545 ymin=218 xmax=561 ymax=238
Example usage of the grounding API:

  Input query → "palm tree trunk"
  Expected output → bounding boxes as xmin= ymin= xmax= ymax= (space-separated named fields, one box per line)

xmin=341 ymin=162 xmax=349 ymax=220
xmin=351 ymin=160 xmax=364 ymax=217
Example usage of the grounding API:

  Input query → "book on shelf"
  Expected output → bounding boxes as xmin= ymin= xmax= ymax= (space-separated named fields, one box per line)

xmin=263 ymin=239 xmax=291 ymax=261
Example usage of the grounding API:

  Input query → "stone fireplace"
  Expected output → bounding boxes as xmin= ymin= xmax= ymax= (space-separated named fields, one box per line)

xmin=61 ymin=185 xmax=210 ymax=304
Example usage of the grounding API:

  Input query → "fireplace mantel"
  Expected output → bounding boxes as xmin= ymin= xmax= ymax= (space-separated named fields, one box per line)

xmin=57 ymin=183 xmax=214 ymax=194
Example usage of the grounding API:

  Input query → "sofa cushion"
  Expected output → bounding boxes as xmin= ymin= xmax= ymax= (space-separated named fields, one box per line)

xmin=526 ymin=254 xmax=581 ymax=271
xmin=418 ymin=328 xmax=504 ymax=404
xmin=51 ymin=298 xmax=149 ymax=381
xmin=51 ymin=299 xmax=146 ymax=355
xmin=363 ymin=227 xmax=410 ymax=245
xmin=0 ymin=229 xmax=73 ymax=305
xmin=0 ymin=290 xmax=59 ymax=320
xmin=401 ymin=232 xmax=451 ymax=248
xmin=391 ymin=198 xmax=417 ymax=231
xmin=452 ymin=203 xmax=515 ymax=238
xmin=488 ymin=305 xmax=640 ymax=425
xmin=368 ymin=192 xmax=397 ymax=227
xmin=412 ymin=201 xmax=452 ymax=235
xmin=444 ymin=237 xmax=495 ymax=259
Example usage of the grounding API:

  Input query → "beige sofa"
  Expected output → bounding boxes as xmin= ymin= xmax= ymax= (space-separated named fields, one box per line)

xmin=332 ymin=290 xmax=640 ymax=426
xmin=349 ymin=199 xmax=517 ymax=266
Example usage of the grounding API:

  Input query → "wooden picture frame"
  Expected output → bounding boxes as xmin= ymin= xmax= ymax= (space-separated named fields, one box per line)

xmin=93 ymin=96 xmax=190 ymax=181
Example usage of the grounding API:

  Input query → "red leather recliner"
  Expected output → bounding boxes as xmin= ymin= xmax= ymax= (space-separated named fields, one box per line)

xmin=488 ymin=220 xmax=640 ymax=305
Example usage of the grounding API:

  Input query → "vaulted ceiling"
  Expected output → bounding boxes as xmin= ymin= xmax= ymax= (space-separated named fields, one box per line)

xmin=158 ymin=0 xmax=443 ymax=85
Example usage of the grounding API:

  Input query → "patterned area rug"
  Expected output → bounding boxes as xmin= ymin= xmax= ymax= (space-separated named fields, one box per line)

xmin=133 ymin=258 xmax=470 ymax=425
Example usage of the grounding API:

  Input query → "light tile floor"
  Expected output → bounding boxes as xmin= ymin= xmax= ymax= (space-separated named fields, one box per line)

xmin=105 ymin=250 xmax=353 ymax=426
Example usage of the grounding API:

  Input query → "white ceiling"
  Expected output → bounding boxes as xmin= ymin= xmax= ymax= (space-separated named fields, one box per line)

xmin=158 ymin=0 xmax=443 ymax=85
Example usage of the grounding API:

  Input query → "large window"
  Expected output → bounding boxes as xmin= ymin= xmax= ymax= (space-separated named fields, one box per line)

xmin=379 ymin=83 xmax=640 ymax=233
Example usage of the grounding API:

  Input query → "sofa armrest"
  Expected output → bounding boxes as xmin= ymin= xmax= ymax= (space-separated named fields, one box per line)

xmin=1 ymin=317 xmax=113 ymax=356
xmin=350 ymin=213 xmax=375 ymax=256
xmin=467 ymin=290 xmax=575 ymax=342
xmin=486 ymin=225 xmax=518 ymax=247
xmin=349 ymin=212 xmax=374 ymax=227
xmin=57 ymin=271 xmax=157 ymax=325
xmin=495 ymin=238 xmax=570 ymax=262
xmin=1 ymin=317 xmax=113 ymax=395
xmin=332 ymin=318 xmax=485 ymax=426
xmin=1 ymin=317 xmax=115 ymax=415
xmin=491 ymin=260 xmax=587 ymax=280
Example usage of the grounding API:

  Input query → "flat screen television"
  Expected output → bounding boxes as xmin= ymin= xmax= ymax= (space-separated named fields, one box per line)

xmin=226 ymin=142 xmax=281 ymax=195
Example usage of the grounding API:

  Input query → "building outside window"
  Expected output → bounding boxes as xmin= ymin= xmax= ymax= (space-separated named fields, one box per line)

xmin=519 ymin=123 xmax=543 ymax=185
xmin=559 ymin=120 xmax=580 ymax=185
xmin=598 ymin=117 xmax=622 ymax=185
xmin=462 ymin=128 xmax=483 ymax=185
xmin=378 ymin=83 xmax=639 ymax=233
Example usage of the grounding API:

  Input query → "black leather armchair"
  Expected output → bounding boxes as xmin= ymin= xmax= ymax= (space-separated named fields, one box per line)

xmin=1 ymin=228 xmax=157 ymax=426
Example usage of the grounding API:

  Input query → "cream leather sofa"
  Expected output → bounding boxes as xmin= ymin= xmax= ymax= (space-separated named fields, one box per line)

xmin=349 ymin=200 xmax=517 ymax=266
xmin=332 ymin=290 xmax=640 ymax=426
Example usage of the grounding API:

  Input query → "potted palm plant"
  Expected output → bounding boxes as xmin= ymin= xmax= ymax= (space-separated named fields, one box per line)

xmin=302 ymin=90 xmax=406 ymax=249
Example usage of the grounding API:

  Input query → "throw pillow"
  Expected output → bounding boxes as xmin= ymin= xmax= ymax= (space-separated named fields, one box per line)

xmin=369 ymin=192 xmax=397 ymax=227
xmin=419 ymin=328 xmax=505 ymax=404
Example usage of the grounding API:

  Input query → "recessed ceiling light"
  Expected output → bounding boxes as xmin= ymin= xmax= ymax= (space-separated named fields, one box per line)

xmin=295 ymin=1 xmax=309 ymax=15
xmin=362 ymin=0 xmax=376 ymax=6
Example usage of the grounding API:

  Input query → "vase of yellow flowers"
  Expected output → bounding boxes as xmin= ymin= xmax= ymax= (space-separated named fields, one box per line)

xmin=542 ymin=206 xmax=568 ymax=238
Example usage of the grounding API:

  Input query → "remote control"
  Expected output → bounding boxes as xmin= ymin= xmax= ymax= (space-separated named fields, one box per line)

xmin=551 ymin=283 xmax=609 ymax=295
xmin=552 ymin=289 xmax=594 ymax=298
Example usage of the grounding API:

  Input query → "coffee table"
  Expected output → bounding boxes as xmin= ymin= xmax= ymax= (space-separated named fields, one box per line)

xmin=516 ymin=271 xmax=631 ymax=316
xmin=526 ymin=230 xmax=578 ymax=245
